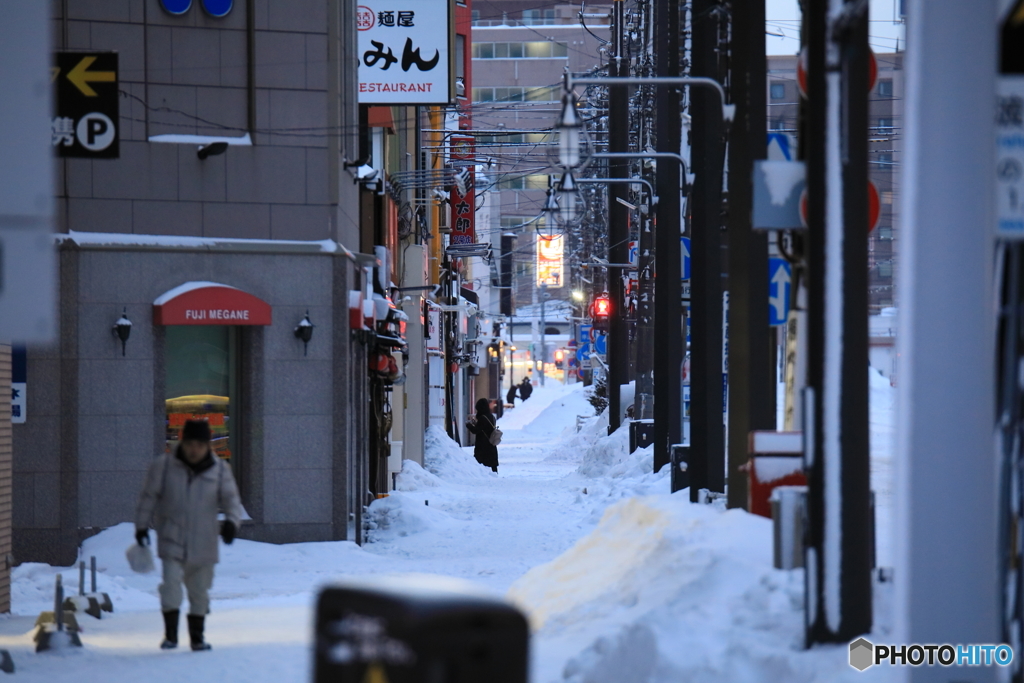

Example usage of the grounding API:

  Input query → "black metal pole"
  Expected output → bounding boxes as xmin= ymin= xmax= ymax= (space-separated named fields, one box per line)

xmin=607 ymin=0 xmax=629 ymax=434
xmin=804 ymin=0 xmax=872 ymax=644
xmin=726 ymin=0 xmax=772 ymax=510
xmin=652 ymin=0 xmax=682 ymax=473
xmin=685 ymin=0 xmax=726 ymax=498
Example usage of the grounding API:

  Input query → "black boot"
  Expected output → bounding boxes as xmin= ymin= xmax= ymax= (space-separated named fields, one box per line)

xmin=187 ymin=614 xmax=212 ymax=651
xmin=160 ymin=610 xmax=179 ymax=649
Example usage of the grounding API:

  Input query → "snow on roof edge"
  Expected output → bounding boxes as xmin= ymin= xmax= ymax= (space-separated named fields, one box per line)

xmin=58 ymin=230 xmax=343 ymax=254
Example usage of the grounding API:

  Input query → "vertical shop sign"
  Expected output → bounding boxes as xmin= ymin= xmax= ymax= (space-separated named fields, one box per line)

xmin=450 ymin=135 xmax=475 ymax=245
xmin=11 ymin=346 xmax=25 ymax=424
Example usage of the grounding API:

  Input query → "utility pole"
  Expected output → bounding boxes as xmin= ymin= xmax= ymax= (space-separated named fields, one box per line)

xmin=726 ymin=1 xmax=772 ymax=510
xmin=684 ymin=0 xmax=726 ymax=496
xmin=652 ymin=0 xmax=683 ymax=472
xmin=896 ymin=0 xmax=999 ymax=673
xmin=803 ymin=0 xmax=872 ymax=644
xmin=539 ymin=284 xmax=547 ymax=387
xmin=607 ymin=0 xmax=630 ymax=434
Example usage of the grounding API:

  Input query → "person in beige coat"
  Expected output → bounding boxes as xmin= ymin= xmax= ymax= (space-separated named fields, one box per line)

xmin=135 ymin=419 xmax=243 ymax=651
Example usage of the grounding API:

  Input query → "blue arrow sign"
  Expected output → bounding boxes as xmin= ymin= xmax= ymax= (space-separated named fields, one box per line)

xmin=578 ymin=324 xmax=591 ymax=345
xmin=768 ymin=257 xmax=792 ymax=326
xmin=594 ymin=333 xmax=607 ymax=355
xmin=576 ymin=342 xmax=591 ymax=362
xmin=681 ymin=237 xmax=691 ymax=281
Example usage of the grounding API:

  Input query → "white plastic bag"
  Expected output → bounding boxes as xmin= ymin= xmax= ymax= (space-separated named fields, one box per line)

xmin=126 ymin=543 xmax=155 ymax=574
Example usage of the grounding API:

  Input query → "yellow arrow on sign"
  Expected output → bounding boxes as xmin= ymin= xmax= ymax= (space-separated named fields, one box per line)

xmin=67 ymin=56 xmax=114 ymax=97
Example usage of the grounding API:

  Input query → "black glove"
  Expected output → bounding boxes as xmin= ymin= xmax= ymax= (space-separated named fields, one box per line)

xmin=135 ymin=528 xmax=149 ymax=546
xmin=220 ymin=520 xmax=236 ymax=545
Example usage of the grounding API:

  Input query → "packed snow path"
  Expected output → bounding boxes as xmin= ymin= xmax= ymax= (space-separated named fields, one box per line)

xmin=0 ymin=378 xmax=896 ymax=682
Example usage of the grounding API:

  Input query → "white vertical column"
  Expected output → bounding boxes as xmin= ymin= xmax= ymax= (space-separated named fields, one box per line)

xmin=896 ymin=2 xmax=999 ymax=680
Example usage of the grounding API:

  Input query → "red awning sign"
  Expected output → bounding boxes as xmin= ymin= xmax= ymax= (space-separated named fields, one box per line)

xmin=153 ymin=281 xmax=272 ymax=326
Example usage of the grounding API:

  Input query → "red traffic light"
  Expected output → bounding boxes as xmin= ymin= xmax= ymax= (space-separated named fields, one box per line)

xmin=593 ymin=296 xmax=611 ymax=317
xmin=554 ymin=348 xmax=565 ymax=361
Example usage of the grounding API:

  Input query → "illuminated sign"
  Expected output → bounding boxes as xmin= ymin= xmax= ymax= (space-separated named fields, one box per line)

xmin=536 ymin=234 xmax=564 ymax=288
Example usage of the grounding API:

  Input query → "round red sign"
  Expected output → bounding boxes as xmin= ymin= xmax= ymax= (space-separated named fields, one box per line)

xmin=357 ymin=5 xmax=375 ymax=31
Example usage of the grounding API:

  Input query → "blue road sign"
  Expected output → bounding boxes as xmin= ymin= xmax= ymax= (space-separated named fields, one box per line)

xmin=767 ymin=132 xmax=795 ymax=161
xmin=769 ymin=257 xmax=792 ymax=326
xmin=576 ymin=343 xmax=591 ymax=362
xmin=579 ymin=324 xmax=591 ymax=344
xmin=594 ymin=334 xmax=607 ymax=355
xmin=681 ymin=237 xmax=691 ymax=281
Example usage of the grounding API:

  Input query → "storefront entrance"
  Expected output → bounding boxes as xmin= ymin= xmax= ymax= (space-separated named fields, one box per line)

xmin=165 ymin=325 xmax=241 ymax=468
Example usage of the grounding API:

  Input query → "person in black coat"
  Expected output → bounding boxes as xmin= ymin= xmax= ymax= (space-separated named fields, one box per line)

xmin=467 ymin=397 xmax=499 ymax=472
xmin=506 ymin=384 xmax=518 ymax=407
xmin=519 ymin=377 xmax=534 ymax=401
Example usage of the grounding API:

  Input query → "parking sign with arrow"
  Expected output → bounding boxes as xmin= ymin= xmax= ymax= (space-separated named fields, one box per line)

xmin=52 ymin=52 xmax=119 ymax=158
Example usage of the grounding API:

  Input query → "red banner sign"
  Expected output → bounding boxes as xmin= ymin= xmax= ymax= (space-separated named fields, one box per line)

xmin=450 ymin=136 xmax=475 ymax=245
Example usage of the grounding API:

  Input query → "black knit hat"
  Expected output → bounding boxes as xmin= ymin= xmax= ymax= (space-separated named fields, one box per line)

xmin=181 ymin=419 xmax=212 ymax=443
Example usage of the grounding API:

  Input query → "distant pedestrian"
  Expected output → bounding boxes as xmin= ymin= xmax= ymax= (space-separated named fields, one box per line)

xmin=519 ymin=377 xmax=534 ymax=401
xmin=506 ymin=384 xmax=519 ymax=407
xmin=135 ymin=420 xmax=244 ymax=651
xmin=467 ymin=398 xmax=500 ymax=472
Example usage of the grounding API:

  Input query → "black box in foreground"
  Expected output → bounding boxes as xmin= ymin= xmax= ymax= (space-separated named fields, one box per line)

xmin=314 ymin=575 xmax=529 ymax=683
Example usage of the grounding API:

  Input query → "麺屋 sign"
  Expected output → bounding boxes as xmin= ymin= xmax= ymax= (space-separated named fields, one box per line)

xmin=357 ymin=0 xmax=453 ymax=104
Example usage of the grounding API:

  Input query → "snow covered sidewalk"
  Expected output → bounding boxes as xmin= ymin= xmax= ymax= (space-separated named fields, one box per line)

xmin=0 ymin=378 xmax=896 ymax=682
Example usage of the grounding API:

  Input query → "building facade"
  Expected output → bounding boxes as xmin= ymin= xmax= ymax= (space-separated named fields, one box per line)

xmin=20 ymin=0 xmax=369 ymax=565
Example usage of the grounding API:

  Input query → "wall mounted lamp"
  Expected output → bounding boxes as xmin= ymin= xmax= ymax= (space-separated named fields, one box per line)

xmin=294 ymin=311 xmax=314 ymax=356
xmin=197 ymin=141 xmax=228 ymax=160
xmin=113 ymin=308 xmax=132 ymax=356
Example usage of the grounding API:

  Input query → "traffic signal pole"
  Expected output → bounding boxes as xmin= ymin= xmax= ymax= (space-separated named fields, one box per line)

xmin=725 ymin=1 xmax=773 ymax=511
xmin=652 ymin=0 xmax=683 ymax=473
xmin=686 ymin=0 xmax=727 ymax=498
xmin=803 ymin=0 xmax=872 ymax=644
xmin=895 ymin=0 xmax=999 ymax=673
xmin=607 ymin=0 xmax=630 ymax=434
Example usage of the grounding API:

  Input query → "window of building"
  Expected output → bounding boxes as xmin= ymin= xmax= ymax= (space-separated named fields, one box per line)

xmin=471 ymin=86 xmax=559 ymax=103
xmin=472 ymin=41 xmax=569 ymax=59
xmin=497 ymin=173 xmax=550 ymax=190
xmin=522 ymin=9 xmax=556 ymax=25
xmin=877 ymin=79 xmax=893 ymax=97
xmin=165 ymin=326 xmax=241 ymax=476
xmin=456 ymin=35 xmax=465 ymax=81
xmin=877 ymin=117 xmax=893 ymax=130
xmin=874 ymin=152 xmax=893 ymax=166
xmin=877 ymin=262 xmax=893 ymax=278
xmin=770 ymin=83 xmax=786 ymax=100
xmin=877 ymin=226 xmax=893 ymax=240
xmin=771 ymin=117 xmax=787 ymax=130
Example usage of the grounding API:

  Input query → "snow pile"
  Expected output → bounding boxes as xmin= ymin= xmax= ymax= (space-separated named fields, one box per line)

xmin=509 ymin=495 xmax=861 ymax=683
xmin=423 ymin=425 xmax=495 ymax=481
xmin=870 ymin=367 xmax=897 ymax=567
xmin=575 ymin=425 xmax=636 ymax=478
xmin=500 ymin=382 xmax=594 ymax=439
xmin=365 ymin=494 xmax=463 ymax=541
xmin=394 ymin=458 xmax=443 ymax=491
xmin=545 ymin=408 xmax=608 ymax=463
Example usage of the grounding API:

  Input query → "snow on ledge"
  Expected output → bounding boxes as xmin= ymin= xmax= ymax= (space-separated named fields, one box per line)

xmin=148 ymin=133 xmax=253 ymax=146
xmin=58 ymin=230 xmax=343 ymax=254
xmin=153 ymin=281 xmax=240 ymax=305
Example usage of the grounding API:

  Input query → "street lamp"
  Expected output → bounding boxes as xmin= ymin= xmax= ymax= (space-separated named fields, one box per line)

xmin=544 ymin=171 xmax=584 ymax=228
xmin=557 ymin=90 xmax=583 ymax=169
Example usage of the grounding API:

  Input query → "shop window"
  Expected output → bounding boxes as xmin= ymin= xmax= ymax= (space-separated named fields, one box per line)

xmin=165 ymin=326 xmax=241 ymax=473
xmin=877 ymin=79 xmax=893 ymax=97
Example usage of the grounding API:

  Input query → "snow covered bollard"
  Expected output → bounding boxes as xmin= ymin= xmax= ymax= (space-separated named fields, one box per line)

xmin=63 ymin=561 xmax=101 ymax=619
xmin=314 ymin=575 xmax=528 ymax=683
xmin=770 ymin=485 xmax=807 ymax=570
xmin=85 ymin=556 xmax=114 ymax=613
xmin=34 ymin=574 xmax=83 ymax=652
